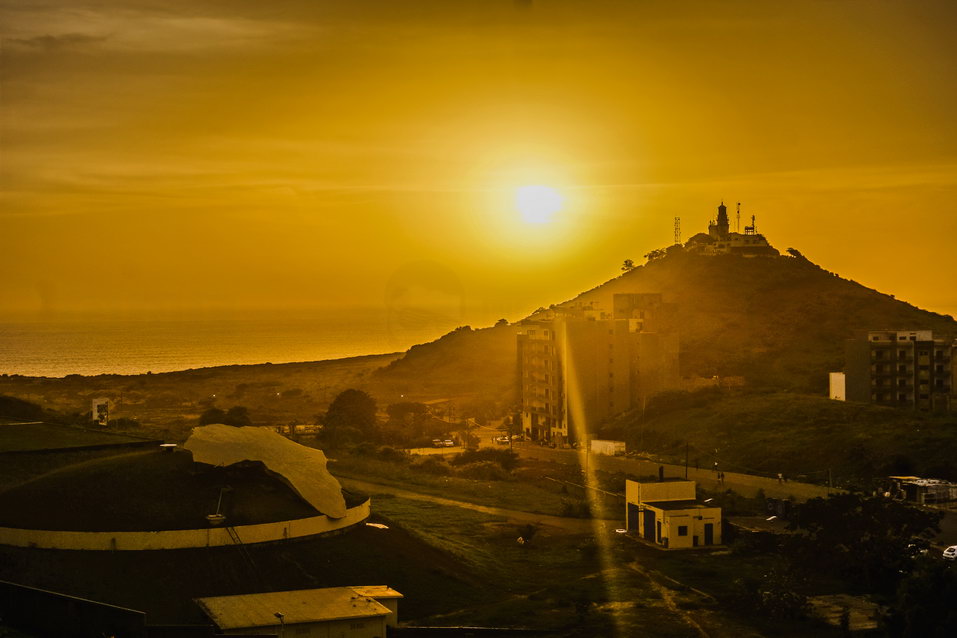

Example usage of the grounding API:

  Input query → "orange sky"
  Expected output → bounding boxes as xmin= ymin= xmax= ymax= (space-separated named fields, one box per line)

xmin=3 ymin=0 xmax=957 ymax=327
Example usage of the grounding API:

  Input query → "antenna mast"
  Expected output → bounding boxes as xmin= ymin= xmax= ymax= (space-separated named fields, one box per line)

xmin=674 ymin=216 xmax=681 ymax=245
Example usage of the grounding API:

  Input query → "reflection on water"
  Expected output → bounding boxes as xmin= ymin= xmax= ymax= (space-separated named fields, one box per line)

xmin=0 ymin=307 xmax=462 ymax=377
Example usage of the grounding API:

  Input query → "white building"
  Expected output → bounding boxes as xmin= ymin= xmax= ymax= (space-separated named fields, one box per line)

xmin=625 ymin=480 xmax=722 ymax=549
xmin=828 ymin=372 xmax=846 ymax=401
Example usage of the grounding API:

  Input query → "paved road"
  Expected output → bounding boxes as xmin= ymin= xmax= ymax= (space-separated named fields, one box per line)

xmin=512 ymin=442 xmax=835 ymax=502
xmin=339 ymin=476 xmax=614 ymax=534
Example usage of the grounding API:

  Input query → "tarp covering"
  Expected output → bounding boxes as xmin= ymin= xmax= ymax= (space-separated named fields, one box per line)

xmin=184 ymin=425 xmax=346 ymax=518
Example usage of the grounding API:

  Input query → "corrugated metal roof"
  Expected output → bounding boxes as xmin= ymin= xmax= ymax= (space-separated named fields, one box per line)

xmin=349 ymin=586 xmax=404 ymax=599
xmin=195 ymin=587 xmax=390 ymax=629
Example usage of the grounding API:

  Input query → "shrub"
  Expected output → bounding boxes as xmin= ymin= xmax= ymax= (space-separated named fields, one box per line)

xmin=451 ymin=448 xmax=519 ymax=472
xmin=412 ymin=455 xmax=451 ymax=476
xmin=377 ymin=446 xmax=409 ymax=464
xmin=454 ymin=461 xmax=508 ymax=481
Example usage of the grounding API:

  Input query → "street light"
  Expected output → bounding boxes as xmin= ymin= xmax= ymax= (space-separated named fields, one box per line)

xmin=274 ymin=612 xmax=285 ymax=637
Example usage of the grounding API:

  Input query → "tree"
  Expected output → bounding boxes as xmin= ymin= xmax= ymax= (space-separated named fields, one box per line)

xmin=621 ymin=259 xmax=636 ymax=272
xmin=323 ymin=389 xmax=378 ymax=445
xmin=786 ymin=493 xmax=942 ymax=594
xmin=224 ymin=406 xmax=252 ymax=427
xmin=882 ymin=558 xmax=957 ymax=637
xmin=198 ymin=405 xmax=252 ymax=427
xmin=198 ymin=407 xmax=226 ymax=425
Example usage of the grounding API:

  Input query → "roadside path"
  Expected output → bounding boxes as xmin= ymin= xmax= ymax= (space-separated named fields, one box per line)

xmin=339 ymin=477 xmax=614 ymax=534
xmin=513 ymin=443 xmax=836 ymax=502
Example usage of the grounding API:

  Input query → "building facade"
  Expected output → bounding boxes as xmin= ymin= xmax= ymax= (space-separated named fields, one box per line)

xmin=845 ymin=330 xmax=956 ymax=411
xmin=517 ymin=294 xmax=679 ymax=444
xmin=624 ymin=480 xmax=722 ymax=549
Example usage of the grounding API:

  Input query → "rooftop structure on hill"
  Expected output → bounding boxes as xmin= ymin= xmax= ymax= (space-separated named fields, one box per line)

xmin=844 ymin=330 xmax=956 ymax=411
xmin=685 ymin=202 xmax=779 ymax=256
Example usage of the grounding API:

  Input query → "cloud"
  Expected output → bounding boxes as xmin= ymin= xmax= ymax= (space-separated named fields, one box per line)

xmin=9 ymin=32 xmax=109 ymax=51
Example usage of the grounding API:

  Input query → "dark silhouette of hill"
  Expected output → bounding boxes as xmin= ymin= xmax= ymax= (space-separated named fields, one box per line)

xmin=370 ymin=324 xmax=518 ymax=403
xmin=560 ymin=250 xmax=956 ymax=391
xmin=373 ymin=250 xmax=955 ymax=397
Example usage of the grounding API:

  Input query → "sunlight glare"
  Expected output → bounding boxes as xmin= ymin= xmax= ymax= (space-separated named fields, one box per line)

xmin=515 ymin=185 xmax=563 ymax=224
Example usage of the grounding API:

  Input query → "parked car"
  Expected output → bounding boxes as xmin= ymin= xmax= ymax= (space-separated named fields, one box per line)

xmin=494 ymin=435 xmax=510 ymax=445
xmin=443 ymin=440 xmax=455 ymax=447
xmin=943 ymin=545 xmax=957 ymax=560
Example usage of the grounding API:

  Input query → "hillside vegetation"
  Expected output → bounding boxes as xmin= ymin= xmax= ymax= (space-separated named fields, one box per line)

xmin=601 ymin=388 xmax=957 ymax=484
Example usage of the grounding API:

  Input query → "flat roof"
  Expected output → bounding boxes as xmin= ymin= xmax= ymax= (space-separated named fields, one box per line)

xmin=349 ymin=586 xmax=403 ymax=600
xmin=647 ymin=500 xmax=711 ymax=511
xmin=195 ymin=587 xmax=391 ymax=630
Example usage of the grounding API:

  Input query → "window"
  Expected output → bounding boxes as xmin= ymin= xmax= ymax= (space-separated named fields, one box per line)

xmin=295 ymin=627 xmax=310 ymax=635
xmin=898 ymin=365 xmax=907 ymax=373
xmin=350 ymin=622 xmax=366 ymax=630
xmin=678 ymin=526 xmax=688 ymax=536
xmin=898 ymin=393 xmax=907 ymax=402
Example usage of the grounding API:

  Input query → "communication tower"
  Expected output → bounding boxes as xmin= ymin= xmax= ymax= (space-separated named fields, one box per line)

xmin=736 ymin=203 xmax=741 ymax=233
xmin=674 ymin=217 xmax=681 ymax=245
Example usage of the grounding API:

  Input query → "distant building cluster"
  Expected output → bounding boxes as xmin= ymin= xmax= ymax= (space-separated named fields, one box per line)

xmin=517 ymin=293 xmax=680 ymax=445
xmin=834 ymin=330 xmax=956 ymax=411
xmin=684 ymin=202 xmax=779 ymax=256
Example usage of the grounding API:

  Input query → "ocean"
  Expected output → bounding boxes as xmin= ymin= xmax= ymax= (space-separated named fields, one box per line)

xmin=0 ymin=309 xmax=464 ymax=378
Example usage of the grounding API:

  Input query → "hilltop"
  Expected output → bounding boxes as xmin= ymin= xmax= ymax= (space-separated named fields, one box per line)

xmin=550 ymin=249 xmax=955 ymax=391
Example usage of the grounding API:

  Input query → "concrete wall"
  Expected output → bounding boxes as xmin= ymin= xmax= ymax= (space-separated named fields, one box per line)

xmin=657 ymin=507 xmax=722 ymax=549
xmin=0 ymin=500 xmax=370 ymax=551
xmin=829 ymin=372 xmax=846 ymax=401
xmin=223 ymin=617 xmax=386 ymax=638
xmin=626 ymin=479 xmax=696 ymax=504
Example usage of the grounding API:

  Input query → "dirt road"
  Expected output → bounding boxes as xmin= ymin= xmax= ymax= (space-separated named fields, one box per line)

xmin=339 ymin=476 xmax=615 ymax=534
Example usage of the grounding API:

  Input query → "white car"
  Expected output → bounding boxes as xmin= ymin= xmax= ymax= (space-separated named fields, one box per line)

xmin=943 ymin=545 xmax=957 ymax=560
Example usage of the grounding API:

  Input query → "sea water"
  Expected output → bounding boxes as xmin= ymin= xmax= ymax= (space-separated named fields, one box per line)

xmin=0 ymin=308 xmax=463 ymax=377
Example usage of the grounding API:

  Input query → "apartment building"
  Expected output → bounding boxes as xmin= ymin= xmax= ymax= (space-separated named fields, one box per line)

xmin=517 ymin=294 xmax=679 ymax=444
xmin=845 ymin=330 xmax=956 ymax=411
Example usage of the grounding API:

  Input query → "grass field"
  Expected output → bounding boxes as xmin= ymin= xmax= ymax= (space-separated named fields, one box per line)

xmin=0 ymin=422 xmax=152 ymax=452
xmin=607 ymin=390 xmax=957 ymax=485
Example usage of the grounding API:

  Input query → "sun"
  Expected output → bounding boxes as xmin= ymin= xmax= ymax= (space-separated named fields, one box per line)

xmin=515 ymin=185 xmax=563 ymax=224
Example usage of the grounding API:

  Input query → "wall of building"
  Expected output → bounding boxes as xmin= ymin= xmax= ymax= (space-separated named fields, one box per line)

xmin=0 ymin=500 xmax=370 ymax=551
xmin=223 ymin=617 xmax=386 ymax=638
xmin=625 ymin=480 xmax=696 ymax=504
xmin=656 ymin=507 xmax=722 ymax=549
xmin=828 ymin=372 xmax=846 ymax=401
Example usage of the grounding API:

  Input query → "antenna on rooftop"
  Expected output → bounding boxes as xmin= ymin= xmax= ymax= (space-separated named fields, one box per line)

xmin=674 ymin=216 xmax=681 ymax=245
xmin=736 ymin=203 xmax=741 ymax=233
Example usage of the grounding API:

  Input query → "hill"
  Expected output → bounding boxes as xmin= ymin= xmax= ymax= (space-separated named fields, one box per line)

xmin=601 ymin=388 xmax=957 ymax=484
xmin=551 ymin=249 xmax=956 ymax=391
xmin=363 ymin=248 xmax=957 ymax=400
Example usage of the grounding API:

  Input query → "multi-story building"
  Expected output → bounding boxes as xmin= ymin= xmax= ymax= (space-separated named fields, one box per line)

xmin=844 ymin=330 xmax=956 ymax=411
xmin=517 ymin=294 xmax=679 ymax=444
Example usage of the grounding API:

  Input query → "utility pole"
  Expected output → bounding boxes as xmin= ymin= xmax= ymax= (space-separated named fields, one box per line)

xmin=685 ymin=441 xmax=689 ymax=479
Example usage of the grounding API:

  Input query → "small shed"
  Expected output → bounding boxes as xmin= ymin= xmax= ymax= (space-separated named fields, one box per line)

xmin=625 ymin=479 xmax=722 ymax=549
xmin=195 ymin=586 xmax=397 ymax=637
